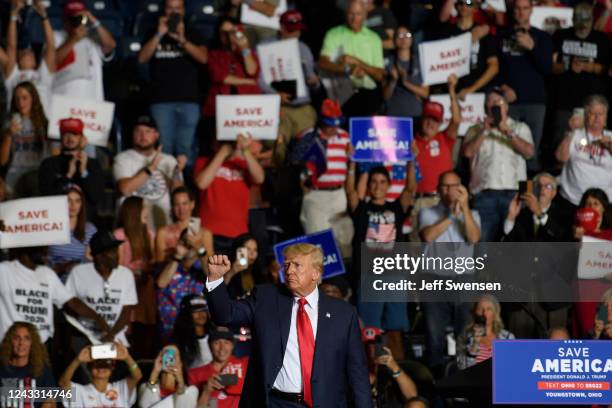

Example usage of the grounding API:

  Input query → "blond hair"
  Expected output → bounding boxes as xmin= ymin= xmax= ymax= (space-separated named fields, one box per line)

xmin=283 ymin=243 xmax=324 ymax=273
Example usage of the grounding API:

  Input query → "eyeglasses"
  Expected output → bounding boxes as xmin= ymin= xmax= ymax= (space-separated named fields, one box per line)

xmin=440 ymin=183 xmax=461 ymax=189
xmin=539 ymin=183 xmax=555 ymax=191
xmin=457 ymin=0 xmax=474 ymax=7
xmin=397 ymin=32 xmax=413 ymax=39
xmin=103 ymin=281 xmax=112 ymax=300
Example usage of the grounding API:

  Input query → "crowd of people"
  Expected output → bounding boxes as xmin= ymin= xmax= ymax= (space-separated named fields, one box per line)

xmin=0 ymin=0 xmax=610 ymax=406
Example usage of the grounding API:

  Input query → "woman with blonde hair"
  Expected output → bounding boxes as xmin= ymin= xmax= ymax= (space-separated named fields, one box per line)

xmin=0 ymin=322 xmax=57 ymax=407
xmin=457 ymin=295 xmax=514 ymax=369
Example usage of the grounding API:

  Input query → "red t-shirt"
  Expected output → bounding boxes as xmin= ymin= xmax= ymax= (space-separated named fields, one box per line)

xmin=194 ymin=156 xmax=252 ymax=238
xmin=204 ymin=49 xmax=261 ymax=117
xmin=188 ymin=356 xmax=249 ymax=408
xmin=414 ymin=131 xmax=456 ymax=194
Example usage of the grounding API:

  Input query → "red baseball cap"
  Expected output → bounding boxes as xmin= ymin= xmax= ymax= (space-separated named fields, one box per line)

xmin=280 ymin=10 xmax=306 ymax=31
xmin=320 ymin=99 xmax=343 ymax=127
xmin=422 ymin=101 xmax=444 ymax=122
xmin=361 ymin=326 xmax=383 ymax=343
xmin=59 ymin=118 xmax=84 ymax=135
xmin=64 ymin=1 xmax=86 ymax=17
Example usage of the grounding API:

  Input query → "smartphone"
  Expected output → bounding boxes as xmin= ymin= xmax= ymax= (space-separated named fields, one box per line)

xmin=188 ymin=217 xmax=201 ymax=236
xmin=11 ymin=113 xmax=21 ymax=128
xmin=168 ymin=12 xmax=181 ymax=33
xmin=374 ymin=344 xmax=389 ymax=358
xmin=518 ymin=180 xmax=533 ymax=196
xmin=596 ymin=305 xmax=609 ymax=323
xmin=162 ymin=347 xmax=177 ymax=370
xmin=91 ymin=343 xmax=117 ymax=360
xmin=218 ymin=373 xmax=238 ymax=387
xmin=474 ymin=314 xmax=486 ymax=336
xmin=236 ymin=247 xmax=248 ymax=267
xmin=491 ymin=105 xmax=502 ymax=127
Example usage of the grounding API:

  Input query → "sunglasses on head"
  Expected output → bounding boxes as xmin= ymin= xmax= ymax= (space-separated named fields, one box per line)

xmin=397 ymin=32 xmax=413 ymax=39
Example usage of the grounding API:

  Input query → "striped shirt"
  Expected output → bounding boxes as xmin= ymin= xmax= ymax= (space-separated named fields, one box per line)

xmin=314 ymin=129 xmax=349 ymax=189
xmin=48 ymin=222 xmax=97 ymax=267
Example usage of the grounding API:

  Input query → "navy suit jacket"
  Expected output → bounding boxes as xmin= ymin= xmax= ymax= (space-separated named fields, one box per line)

xmin=206 ymin=283 xmax=372 ymax=408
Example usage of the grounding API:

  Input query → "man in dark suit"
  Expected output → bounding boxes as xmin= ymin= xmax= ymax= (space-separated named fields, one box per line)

xmin=206 ymin=243 xmax=372 ymax=408
xmin=502 ymin=172 xmax=569 ymax=242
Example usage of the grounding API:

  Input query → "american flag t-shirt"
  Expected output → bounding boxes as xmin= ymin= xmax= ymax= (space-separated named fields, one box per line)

xmin=365 ymin=209 xmax=397 ymax=243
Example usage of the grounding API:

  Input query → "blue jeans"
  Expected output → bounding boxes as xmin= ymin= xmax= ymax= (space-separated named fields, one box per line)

xmin=150 ymin=102 xmax=200 ymax=164
xmin=422 ymin=301 xmax=471 ymax=367
xmin=508 ymin=104 xmax=546 ymax=173
xmin=472 ymin=189 xmax=517 ymax=242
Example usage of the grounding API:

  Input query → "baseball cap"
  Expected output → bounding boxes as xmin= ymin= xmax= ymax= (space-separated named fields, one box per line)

xmin=64 ymin=0 xmax=86 ymax=16
xmin=90 ymin=230 xmax=123 ymax=257
xmin=422 ymin=101 xmax=444 ymax=122
xmin=362 ymin=326 xmax=384 ymax=342
xmin=209 ymin=326 xmax=235 ymax=343
xmin=319 ymin=99 xmax=344 ymax=127
xmin=134 ymin=115 xmax=158 ymax=130
xmin=181 ymin=294 xmax=209 ymax=312
xmin=280 ymin=10 xmax=306 ymax=31
xmin=59 ymin=118 xmax=84 ymax=135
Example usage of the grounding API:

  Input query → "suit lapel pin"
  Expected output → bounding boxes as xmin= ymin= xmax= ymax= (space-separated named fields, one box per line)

xmin=326 ymin=313 xmax=331 ymax=318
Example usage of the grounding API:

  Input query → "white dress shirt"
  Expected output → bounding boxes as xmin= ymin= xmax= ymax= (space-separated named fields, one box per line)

xmin=205 ymin=278 xmax=319 ymax=393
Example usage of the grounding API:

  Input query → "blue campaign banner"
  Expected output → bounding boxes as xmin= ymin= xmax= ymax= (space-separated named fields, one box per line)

xmin=494 ymin=340 xmax=612 ymax=405
xmin=274 ymin=229 xmax=345 ymax=282
xmin=350 ymin=116 xmax=413 ymax=162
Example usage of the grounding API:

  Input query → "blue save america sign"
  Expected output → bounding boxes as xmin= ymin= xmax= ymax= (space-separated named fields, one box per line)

xmin=274 ymin=229 xmax=345 ymax=282
xmin=350 ymin=117 xmax=413 ymax=162
xmin=494 ymin=340 xmax=612 ymax=405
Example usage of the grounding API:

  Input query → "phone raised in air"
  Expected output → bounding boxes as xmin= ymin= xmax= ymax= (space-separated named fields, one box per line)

xmin=518 ymin=180 xmax=533 ymax=196
xmin=91 ymin=343 xmax=117 ymax=360
xmin=168 ymin=12 xmax=181 ymax=33
xmin=491 ymin=105 xmax=502 ymax=128
xmin=162 ymin=347 xmax=177 ymax=371
xmin=596 ymin=305 xmax=609 ymax=323
xmin=236 ymin=247 xmax=248 ymax=267
xmin=218 ymin=373 xmax=238 ymax=387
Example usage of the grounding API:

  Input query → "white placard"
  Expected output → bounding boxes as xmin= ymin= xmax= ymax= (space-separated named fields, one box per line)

xmin=257 ymin=38 xmax=307 ymax=98
xmin=578 ymin=235 xmax=612 ymax=280
xmin=419 ymin=32 xmax=472 ymax=86
xmin=216 ymin=95 xmax=280 ymax=140
xmin=48 ymin=95 xmax=115 ymax=147
xmin=241 ymin=0 xmax=287 ymax=30
xmin=430 ymin=93 xmax=486 ymax=136
xmin=483 ymin=0 xmax=506 ymax=13
xmin=0 ymin=196 xmax=70 ymax=248
xmin=530 ymin=6 xmax=573 ymax=33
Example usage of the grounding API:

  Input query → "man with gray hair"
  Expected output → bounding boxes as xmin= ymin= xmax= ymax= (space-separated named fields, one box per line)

xmin=503 ymin=172 xmax=569 ymax=241
xmin=551 ymin=2 xmax=611 ymax=150
xmin=205 ymin=244 xmax=372 ymax=407
xmin=556 ymin=94 xmax=612 ymax=210
xmin=462 ymin=88 xmax=534 ymax=242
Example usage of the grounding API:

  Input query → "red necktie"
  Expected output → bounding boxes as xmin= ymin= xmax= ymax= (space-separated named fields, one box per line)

xmin=297 ymin=297 xmax=315 ymax=407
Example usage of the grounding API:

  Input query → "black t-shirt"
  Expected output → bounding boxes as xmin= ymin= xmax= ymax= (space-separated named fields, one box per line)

xmin=441 ymin=24 xmax=497 ymax=93
xmin=365 ymin=7 xmax=398 ymax=41
xmin=147 ymin=25 xmax=207 ymax=103
xmin=552 ymin=28 xmax=611 ymax=110
xmin=0 ymin=364 xmax=56 ymax=407
xmin=353 ymin=199 xmax=407 ymax=244
xmin=496 ymin=27 xmax=553 ymax=104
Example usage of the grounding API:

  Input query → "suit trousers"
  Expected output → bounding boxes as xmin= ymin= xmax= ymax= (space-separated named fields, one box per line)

xmin=269 ymin=395 xmax=309 ymax=408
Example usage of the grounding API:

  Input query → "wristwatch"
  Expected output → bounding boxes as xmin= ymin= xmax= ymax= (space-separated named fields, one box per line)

xmin=144 ymin=167 xmax=152 ymax=176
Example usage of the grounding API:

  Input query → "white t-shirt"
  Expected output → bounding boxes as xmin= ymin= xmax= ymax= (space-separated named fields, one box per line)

xmin=52 ymin=31 xmax=108 ymax=101
xmin=560 ymin=129 xmax=612 ymax=205
xmin=65 ymin=264 xmax=138 ymax=346
xmin=113 ymin=149 xmax=178 ymax=230
xmin=5 ymin=61 xmax=53 ymax=116
xmin=190 ymin=335 xmax=213 ymax=369
xmin=0 ymin=260 xmax=72 ymax=342
xmin=68 ymin=379 xmax=135 ymax=408
xmin=465 ymin=118 xmax=534 ymax=194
